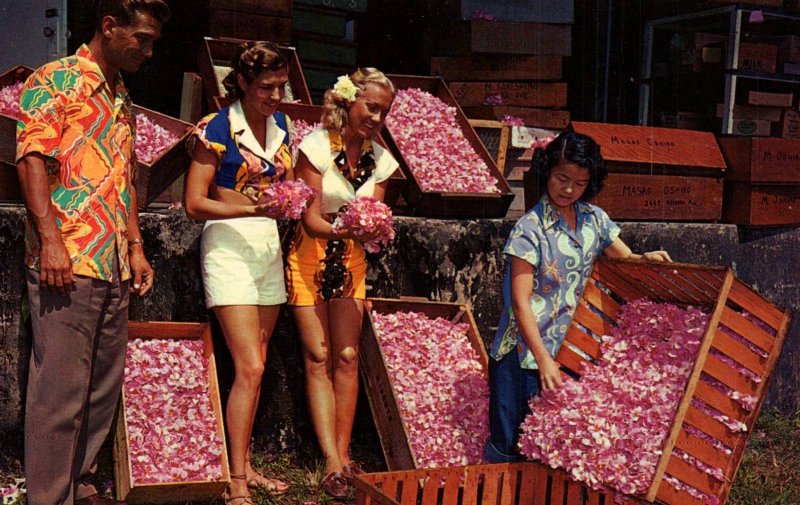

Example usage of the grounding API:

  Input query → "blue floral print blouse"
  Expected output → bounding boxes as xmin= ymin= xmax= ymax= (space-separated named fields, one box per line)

xmin=489 ymin=195 xmax=621 ymax=370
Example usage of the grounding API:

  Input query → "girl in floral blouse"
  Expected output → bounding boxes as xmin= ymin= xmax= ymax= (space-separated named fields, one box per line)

xmin=485 ymin=131 xmax=671 ymax=463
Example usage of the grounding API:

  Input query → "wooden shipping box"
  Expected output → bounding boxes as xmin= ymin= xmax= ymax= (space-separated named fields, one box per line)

xmin=275 ymin=102 xmax=406 ymax=209
xmin=293 ymin=5 xmax=356 ymax=41
xmin=114 ymin=322 xmax=230 ymax=504
xmin=748 ymin=91 xmax=793 ymax=107
xmin=431 ymin=20 xmax=572 ymax=56
xmin=294 ymin=0 xmax=367 ymax=12
xmin=780 ymin=110 xmax=800 ymax=140
xmin=778 ymin=35 xmax=800 ymax=65
xmin=384 ymin=74 xmax=515 ymax=218
xmin=448 ymin=81 xmax=567 ymax=108
xmin=360 ymin=298 xmax=487 ymax=471
xmin=462 ymin=105 xmax=570 ymax=129
xmin=198 ymin=36 xmax=312 ymax=110
xmin=459 ymin=0 xmax=574 ymax=24
xmin=355 ymin=462 xmax=616 ymax=505
xmin=723 ymin=183 xmax=800 ymax=226
xmin=523 ymin=122 xmax=726 ymax=221
xmin=737 ymin=43 xmax=778 ymax=74
xmin=206 ymin=0 xmax=292 ymax=16
xmin=430 ymin=55 xmax=562 ymax=81
xmin=555 ymin=258 xmax=790 ymax=504
xmin=717 ymin=137 xmax=800 ymax=183
xmin=715 ymin=103 xmax=784 ymax=123
xmin=468 ymin=119 xmax=510 ymax=172
xmin=0 ymin=65 xmax=32 ymax=203
xmin=207 ymin=9 xmax=292 ymax=44
xmin=731 ymin=118 xmax=771 ymax=137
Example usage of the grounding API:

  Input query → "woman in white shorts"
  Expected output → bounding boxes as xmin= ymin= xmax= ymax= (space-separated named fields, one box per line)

xmin=184 ymin=41 xmax=292 ymax=504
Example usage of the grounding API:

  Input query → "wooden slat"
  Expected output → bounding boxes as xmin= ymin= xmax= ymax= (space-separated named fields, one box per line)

xmin=440 ymin=471 xmax=461 ymax=505
xmin=517 ymin=465 xmax=537 ymax=505
xmin=499 ymin=466 xmax=519 ymax=505
xmin=694 ymin=380 xmax=747 ymax=422
xmin=704 ymin=353 xmax=758 ymax=396
xmin=379 ymin=476 xmax=399 ymax=502
xmin=573 ymin=302 xmax=613 ymax=338
xmin=564 ymin=477 xmax=584 ymax=505
xmin=531 ymin=464 xmax=549 ymax=505
xmin=684 ymin=270 xmax=725 ymax=301
xmin=711 ymin=327 xmax=767 ymax=376
xmin=604 ymin=261 xmax=665 ymax=301
xmin=585 ymin=487 xmax=603 ymax=505
xmin=581 ymin=279 xmax=621 ymax=319
xmin=549 ymin=471 xmax=566 ymax=505
xmin=591 ymin=263 xmax=646 ymax=302
xmin=656 ymin=478 xmax=712 ymax=505
xmin=628 ymin=263 xmax=683 ymax=302
xmin=480 ymin=467 xmax=502 ymax=504
xmin=665 ymin=456 xmax=723 ymax=498
xmin=399 ymin=473 xmax=418 ymax=505
xmin=683 ymin=404 xmax=738 ymax=448
xmin=555 ymin=344 xmax=591 ymax=376
xmin=420 ymin=476 xmax=439 ymax=505
xmin=719 ymin=307 xmax=774 ymax=353
xmin=728 ymin=280 xmax=785 ymax=331
xmin=674 ymin=430 xmax=731 ymax=471
xmin=564 ymin=325 xmax=601 ymax=359
xmin=462 ymin=467 xmax=480 ymax=505
xmin=128 ymin=321 xmax=206 ymax=339
xmin=651 ymin=267 xmax=708 ymax=305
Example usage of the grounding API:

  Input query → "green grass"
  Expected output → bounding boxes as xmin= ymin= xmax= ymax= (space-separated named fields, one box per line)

xmin=2 ymin=409 xmax=799 ymax=504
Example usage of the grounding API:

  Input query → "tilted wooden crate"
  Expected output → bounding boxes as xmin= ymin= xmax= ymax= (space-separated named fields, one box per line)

xmin=383 ymin=74 xmax=515 ymax=218
xmin=354 ymin=462 xmax=618 ymax=505
xmin=554 ymin=258 xmax=791 ymax=504
xmin=276 ymin=102 xmax=406 ymax=210
xmin=360 ymin=298 xmax=488 ymax=471
xmin=114 ymin=322 xmax=230 ymax=504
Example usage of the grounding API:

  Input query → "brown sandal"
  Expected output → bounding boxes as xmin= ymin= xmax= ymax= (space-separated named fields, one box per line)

xmin=321 ymin=471 xmax=349 ymax=500
xmin=342 ymin=462 xmax=365 ymax=485
xmin=246 ymin=472 xmax=289 ymax=496
xmin=222 ymin=474 xmax=254 ymax=505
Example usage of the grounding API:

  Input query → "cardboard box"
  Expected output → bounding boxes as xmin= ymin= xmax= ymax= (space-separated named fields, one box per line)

xmin=448 ymin=81 xmax=567 ymax=107
xmin=114 ymin=322 xmax=230 ymax=504
xmin=780 ymin=110 xmax=800 ymax=140
xmin=715 ymin=103 xmax=784 ymax=122
xmin=731 ymin=118 xmax=772 ymax=137
xmin=558 ymin=257 xmax=790 ymax=504
xmin=430 ymin=54 xmax=562 ymax=81
xmin=724 ymin=183 xmax=800 ymax=226
xmin=748 ymin=91 xmax=793 ymax=107
xmin=198 ymin=37 xmax=312 ymax=111
xmin=355 ymin=462 xmax=612 ymax=505
xmin=360 ymin=298 xmax=487 ymax=471
xmin=384 ymin=74 xmax=515 ymax=218
xmin=737 ymin=43 xmax=778 ymax=73
xmin=717 ymin=137 xmax=800 ymax=183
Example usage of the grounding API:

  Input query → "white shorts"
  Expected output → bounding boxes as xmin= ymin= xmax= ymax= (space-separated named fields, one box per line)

xmin=200 ymin=217 xmax=287 ymax=308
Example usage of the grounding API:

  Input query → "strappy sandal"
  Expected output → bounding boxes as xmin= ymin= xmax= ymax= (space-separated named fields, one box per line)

xmin=321 ymin=471 xmax=349 ymax=500
xmin=342 ymin=462 xmax=365 ymax=485
xmin=244 ymin=457 xmax=289 ymax=495
xmin=222 ymin=474 xmax=255 ymax=505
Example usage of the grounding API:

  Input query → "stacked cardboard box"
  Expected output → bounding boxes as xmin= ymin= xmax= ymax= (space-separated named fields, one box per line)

xmin=292 ymin=0 xmax=366 ymax=103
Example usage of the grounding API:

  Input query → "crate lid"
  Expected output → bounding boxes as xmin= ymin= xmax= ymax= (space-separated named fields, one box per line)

xmin=568 ymin=122 xmax=727 ymax=171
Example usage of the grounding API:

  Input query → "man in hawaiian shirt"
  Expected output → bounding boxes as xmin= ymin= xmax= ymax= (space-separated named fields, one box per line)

xmin=15 ymin=1 xmax=169 ymax=503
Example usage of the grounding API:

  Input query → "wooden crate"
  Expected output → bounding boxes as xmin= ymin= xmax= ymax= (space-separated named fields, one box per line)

xmin=360 ymin=298 xmax=487 ymax=471
xmin=723 ymin=183 xmax=800 ymax=226
xmin=207 ymin=8 xmax=292 ymax=44
xmin=462 ymin=105 xmax=570 ymax=129
xmin=293 ymin=5 xmax=357 ymax=41
xmin=432 ymin=20 xmax=572 ymax=56
xmin=355 ymin=462 xmax=617 ymax=505
xmin=276 ymin=102 xmax=406 ymax=209
xmin=132 ymin=105 xmax=193 ymax=210
xmin=430 ymin=55 xmax=562 ymax=81
xmin=383 ymin=74 xmax=515 ymax=218
xmin=468 ymin=119 xmax=510 ymax=172
xmin=0 ymin=65 xmax=32 ymax=203
xmin=554 ymin=258 xmax=791 ymax=505
xmin=198 ymin=36 xmax=312 ymax=110
xmin=207 ymin=0 xmax=293 ymax=16
xmin=295 ymin=0 xmax=368 ymax=12
xmin=448 ymin=81 xmax=567 ymax=108
xmin=459 ymin=0 xmax=574 ymax=23
xmin=717 ymin=137 xmax=800 ymax=184
xmin=114 ymin=322 xmax=230 ymax=504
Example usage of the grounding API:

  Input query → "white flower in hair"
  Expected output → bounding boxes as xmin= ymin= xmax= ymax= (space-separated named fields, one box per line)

xmin=333 ymin=75 xmax=358 ymax=102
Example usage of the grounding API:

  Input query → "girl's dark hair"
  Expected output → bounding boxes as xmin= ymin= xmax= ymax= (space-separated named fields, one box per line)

xmin=222 ymin=41 xmax=289 ymax=100
xmin=531 ymin=131 xmax=608 ymax=201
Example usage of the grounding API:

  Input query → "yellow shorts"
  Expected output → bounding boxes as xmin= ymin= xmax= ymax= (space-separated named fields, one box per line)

xmin=285 ymin=224 xmax=366 ymax=306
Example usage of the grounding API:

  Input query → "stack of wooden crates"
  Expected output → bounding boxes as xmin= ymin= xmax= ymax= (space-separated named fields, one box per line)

xmin=206 ymin=0 xmax=293 ymax=44
xmin=292 ymin=0 xmax=366 ymax=104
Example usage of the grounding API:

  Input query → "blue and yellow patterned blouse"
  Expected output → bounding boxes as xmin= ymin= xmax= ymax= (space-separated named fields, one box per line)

xmin=191 ymin=100 xmax=292 ymax=202
xmin=489 ymin=195 xmax=620 ymax=370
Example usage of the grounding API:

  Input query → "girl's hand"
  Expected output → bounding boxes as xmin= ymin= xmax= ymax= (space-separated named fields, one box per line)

xmin=255 ymin=201 xmax=285 ymax=220
xmin=642 ymin=250 xmax=672 ymax=262
xmin=538 ymin=355 xmax=564 ymax=392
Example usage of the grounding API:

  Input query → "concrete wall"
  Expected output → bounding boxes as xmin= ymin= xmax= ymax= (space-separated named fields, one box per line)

xmin=0 ymin=208 xmax=797 ymax=457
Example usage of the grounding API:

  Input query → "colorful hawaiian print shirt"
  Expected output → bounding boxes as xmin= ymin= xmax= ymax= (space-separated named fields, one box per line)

xmin=489 ymin=195 xmax=621 ymax=370
xmin=191 ymin=100 xmax=292 ymax=202
xmin=16 ymin=44 xmax=136 ymax=282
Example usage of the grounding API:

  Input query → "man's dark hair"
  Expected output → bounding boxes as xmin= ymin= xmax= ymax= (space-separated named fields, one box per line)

xmin=531 ymin=131 xmax=608 ymax=201
xmin=95 ymin=0 xmax=171 ymax=31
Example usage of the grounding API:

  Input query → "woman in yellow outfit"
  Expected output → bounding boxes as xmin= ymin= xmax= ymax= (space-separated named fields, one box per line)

xmin=285 ymin=68 xmax=398 ymax=498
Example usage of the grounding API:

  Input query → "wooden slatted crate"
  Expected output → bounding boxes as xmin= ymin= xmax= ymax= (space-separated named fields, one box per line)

xmin=360 ymin=298 xmax=488 ymax=471
xmin=383 ymin=74 xmax=515 ymax=218
xmin=198 ymin=36 xmax=312 ymax=110
xmin=554 ymin=258 xmax=791 ymax=505
xmin=275 ymin=102 xmax=406 ymax=209
xmin=0 ymin=65 xmax=32 ymax=203
xmin=354 ymin=462 xmax=618 ymax=505
xmin=114 ymin=321 xmax=230 ymax=503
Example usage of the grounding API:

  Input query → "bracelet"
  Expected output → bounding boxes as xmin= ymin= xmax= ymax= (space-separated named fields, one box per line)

xmin=128 ymin=238 xmax=144 ymax=248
